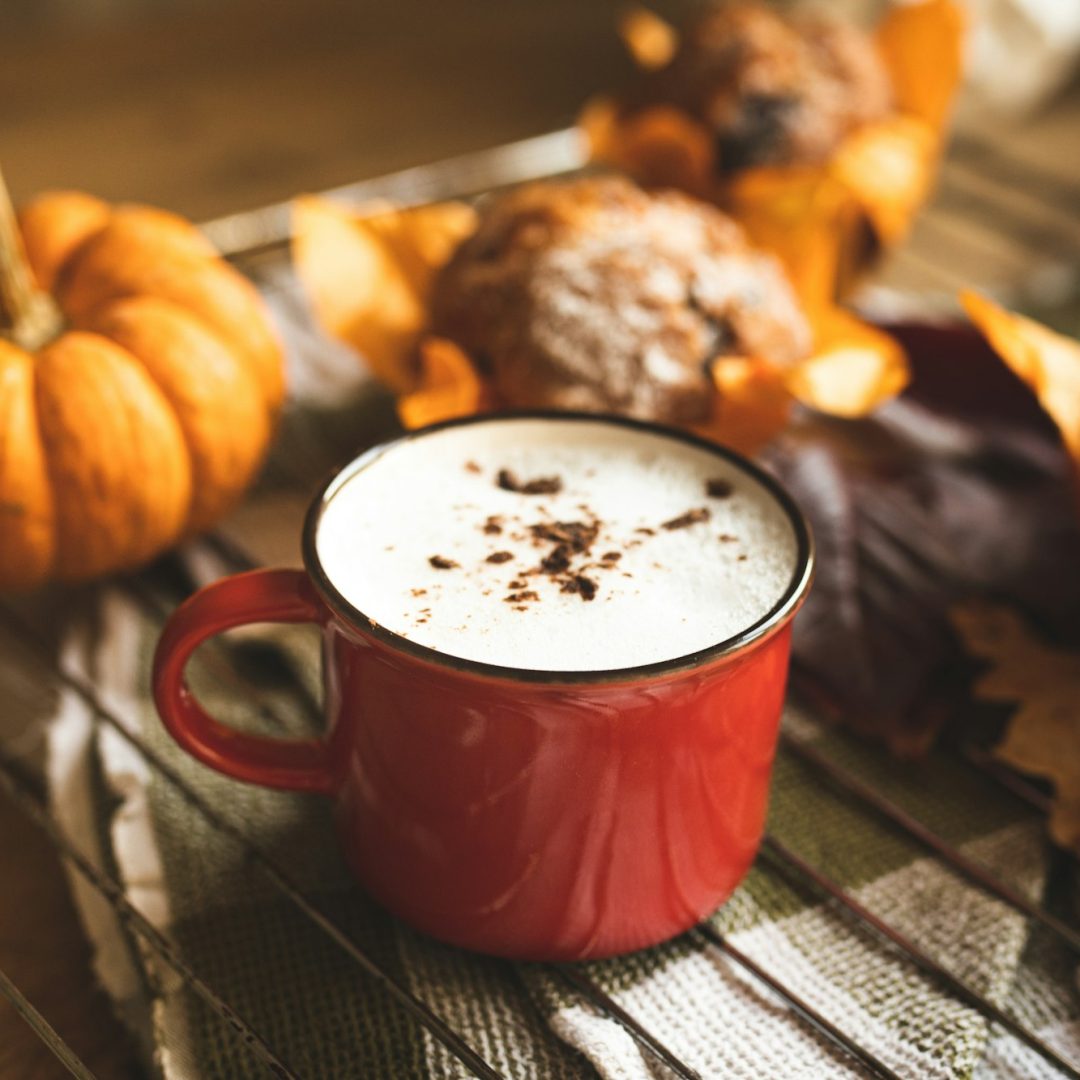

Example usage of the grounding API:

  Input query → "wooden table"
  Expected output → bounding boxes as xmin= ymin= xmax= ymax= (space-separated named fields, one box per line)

xmin=1 ymin=3 xmax=1078 ymax=1076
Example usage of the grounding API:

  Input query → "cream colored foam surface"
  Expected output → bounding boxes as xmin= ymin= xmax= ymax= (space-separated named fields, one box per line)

xmin=315 ymin=418 xmax=799 ymax=671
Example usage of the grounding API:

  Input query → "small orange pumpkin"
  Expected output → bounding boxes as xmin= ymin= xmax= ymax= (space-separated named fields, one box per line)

xmin=0 ymin=170 xmax=284 ymax=589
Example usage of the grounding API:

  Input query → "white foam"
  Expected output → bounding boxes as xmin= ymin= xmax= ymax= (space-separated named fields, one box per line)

xmin=315 ymin=418 xmax=800 ymax=672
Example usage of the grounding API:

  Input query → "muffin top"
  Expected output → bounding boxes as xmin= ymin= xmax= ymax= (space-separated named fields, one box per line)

xmin=430 ymin=175 xmax=811 ymax=424
xmin=627 ymin=1 xmax=892 ymax=174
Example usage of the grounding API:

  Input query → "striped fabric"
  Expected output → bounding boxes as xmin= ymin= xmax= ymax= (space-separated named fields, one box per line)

xmin=44 ymin=586 xmax=1078 ymax=1079
xmin=44 ymin=264 xmax=1080 ymax=1079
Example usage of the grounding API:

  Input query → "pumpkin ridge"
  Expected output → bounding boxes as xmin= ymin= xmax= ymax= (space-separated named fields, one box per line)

xmin=89 ymin=296 xmax=272 ymax=535
xmin=0 ymin=342 xmax=57 ymax=588
xmin=25 ymin=360 xmax=59 ymax=582
xmin=116 ymin=274 xmax=284 ymax=423
xmin=33 ymin=331 xmax=193 ymax=580
xmin=58 ymin=233 xmax=285 ymax=416
xmin=106 ymin=334 xmax=196 ymax=558
xmin=29 ymin=334 xmax=114 ymax=574
xmin=17 ymin=190 xmax=111 ymax=297
xmin=48 ymin=220 xmax=110 ymax=310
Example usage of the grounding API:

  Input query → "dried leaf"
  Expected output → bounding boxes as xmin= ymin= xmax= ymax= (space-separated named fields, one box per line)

xmin=292 ymin=196 xmax=476 ymax=393
xmin=577 ymin=96 xmax=622 ymax=162
xmin=788 ymin=308 xmax=909 ymax=417
xmin=961 ymin=291 xmax=1080 ymax=469
xmin=699 ymin=356 xmax=793 ymax=455
xmin=383 ymin=202 xmax=479 ymax=278
xmin=877 ymin=0 xmax=965 ymax=133
xmin=726 ymin=167 xmax=853 ymax=317
xmin=579 ymin=99 xmax=715 ymax=197
xmin=830 ymin=116 xmax=938 ymax=246
xmin=952 ymin=602 xmax=1080 ymax=851
xmin=764 ymin=321 xmax=1080 ymax=755
xmin=618 ymin=5 xmax=677 ymax=70
xmin=768 ymin=419 xmax=966 ymax=756
xmin=696 ymin=310 xmax=908 ymax=453
xmin=397 ymin=337 xmax=492 ymax=430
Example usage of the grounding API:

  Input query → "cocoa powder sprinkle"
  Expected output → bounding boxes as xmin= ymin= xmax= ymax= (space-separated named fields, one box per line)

xmin=560 ymin=574 xmax=597 ymax=601
xmin=486 ymin=551 xmax=513 ymax=564
xmin=706 ymin=478 xmax=734 ymax=499
xmin=497 ymin=469 xmax=563 ymax=495
xmin=540 ymin=545 xmax=571 ymax=574
xmin=530 ymin=520 xmax=599 ymax=552
xmin=661 ymin=508 xmax=711 ymax=531
xmin=428 ymin=555 xmax=459 ymax=570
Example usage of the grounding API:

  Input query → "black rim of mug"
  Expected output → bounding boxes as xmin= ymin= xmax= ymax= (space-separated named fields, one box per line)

xmin=301 ymin=410 xmax=815 ymax=686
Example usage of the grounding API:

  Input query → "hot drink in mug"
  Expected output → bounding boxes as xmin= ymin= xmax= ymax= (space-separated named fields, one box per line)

xmin=153 ymin=414 xmax=813 ymax=960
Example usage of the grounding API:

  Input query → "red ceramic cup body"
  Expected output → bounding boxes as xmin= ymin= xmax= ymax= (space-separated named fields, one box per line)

xmin=324 ymin=614 xmax=796 ymax=960
xmin=153 ymin=412 xmax=814 ymax=961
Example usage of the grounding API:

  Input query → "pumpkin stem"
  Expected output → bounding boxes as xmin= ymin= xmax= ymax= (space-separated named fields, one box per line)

xmin=0 ymin=167 xmax=62 ymax=350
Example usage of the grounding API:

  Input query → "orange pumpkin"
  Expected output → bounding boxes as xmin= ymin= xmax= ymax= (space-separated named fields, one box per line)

xmin=0 ymin=171 xmax=284 ymax=589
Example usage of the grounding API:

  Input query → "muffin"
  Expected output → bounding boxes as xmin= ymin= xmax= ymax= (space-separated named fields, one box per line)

xmin=430 ymin=175 xmax=810 ymax=425
xmin=294 ymin=174 xmax=909 ymax=452
xmin=582 ymin=1 xmax=962 ymax=303
xmin=625 ymin=2 xmax=892 ymax=176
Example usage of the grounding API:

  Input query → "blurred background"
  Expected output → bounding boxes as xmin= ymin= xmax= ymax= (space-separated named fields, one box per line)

xmin=1 ymin=0 xmax=650 ymax=218
xmin=1 ymin=2 xmax=1079 ymax=1078
xmin=4 ymin=0 xmax=1078 ymax=219
xmin=3 ymin=0 xmax=1079 ymax=315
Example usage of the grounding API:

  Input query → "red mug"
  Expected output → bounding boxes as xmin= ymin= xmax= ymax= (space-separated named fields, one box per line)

xmin=152 ymin=413 xmax=814 ymax=961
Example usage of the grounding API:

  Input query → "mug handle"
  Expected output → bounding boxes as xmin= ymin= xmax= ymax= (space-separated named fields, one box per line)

xmin=152 ymin=568 xmax=336 ymax=795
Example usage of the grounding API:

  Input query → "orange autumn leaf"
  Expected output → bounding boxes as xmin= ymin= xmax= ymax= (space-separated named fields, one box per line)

xmin=618 ymin=5 xmax=678 ymax=70
xmin=579 ymin=99 xmax=715 ymax=198
xmin=292 ymin=196 xmax=424 ymax=392
xmin=369 ymin=202 xmax=479 ymax=284
xmin=292 ymin=195 xmax=476 ymax=393
xmin=830 ymin=116 xmax=938 ymax=247
xmin=726 ymin=167 xmax=853 ymax=317
xmin=952 ymin=602 xmax=1080 ymax=852
xmin=699 ymin=356 xmax=793 ymax=455
xmin=787 ymin=308 xmax=909 ymax=417
xmin=397 ymin=337 xmax=492 ymax=430
xmin=961 ymin=291 xmax=1080 ymax=488
xmin=877 ymin=0 xmax=965 ymax=133
xmin=577 ymin=97 xmax=620 ymax=162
